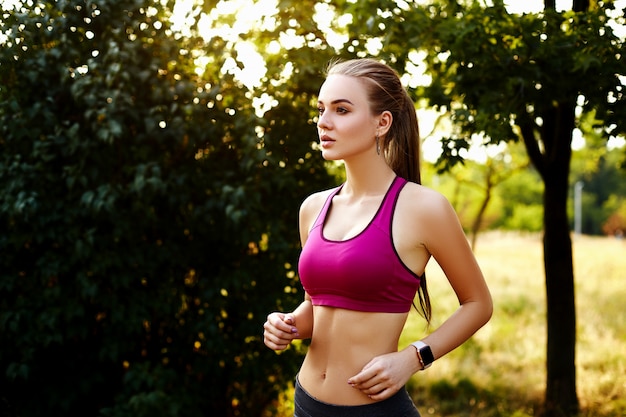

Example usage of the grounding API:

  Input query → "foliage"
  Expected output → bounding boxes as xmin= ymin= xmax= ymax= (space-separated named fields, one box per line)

xmin=423 ymin=139 xmax=625 ymax=236
xmin=337 ymin=0 xmax=626 ymax=162
xmin=601 ymin=198 xmax=626 ymax=236
xmin=0 ymin=0 xmax=335 ymax=416
xmin=338 ymin=1 xmax=625 ymax=416
xmin=571 ymin=147 xmax=626 ymax=234
xmin=2 ymin=0 xmax=625 ymax=416
xmin=570 ymin=111 xmax=626 ymax=234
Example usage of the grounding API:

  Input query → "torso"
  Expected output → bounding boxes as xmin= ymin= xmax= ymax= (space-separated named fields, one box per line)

xmin=297 ymin=178 xmax=432 ymax=405
xmin=298 ymin=307 xmax=408 ymax=405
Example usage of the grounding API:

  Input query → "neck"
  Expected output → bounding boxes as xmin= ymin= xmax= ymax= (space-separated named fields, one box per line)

xmin=342 ymin=157 xmax=396 ymax=197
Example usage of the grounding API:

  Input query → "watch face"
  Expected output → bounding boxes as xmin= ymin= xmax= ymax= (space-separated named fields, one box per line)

xmin=420 ymin=346 xmax=435 ymax=366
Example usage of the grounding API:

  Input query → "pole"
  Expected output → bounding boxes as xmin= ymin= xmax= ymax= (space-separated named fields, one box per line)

xmin=574 ymin=181 xmax=583 ymax=235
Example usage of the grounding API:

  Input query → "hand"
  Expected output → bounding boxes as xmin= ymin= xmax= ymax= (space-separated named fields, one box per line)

xmin=263 ymin=312 xmax=300 ymax=351
xmin=347 ymin=348 xmax=418 ymax=401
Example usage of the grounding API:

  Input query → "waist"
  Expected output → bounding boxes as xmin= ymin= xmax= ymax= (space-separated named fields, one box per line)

xmin=310 ymin=306 xmax=408 ymax=346
xmin=295 ymin=375 xmax=420 ymax=415
xmin=298 ymin=306 xmax=408 ymax=405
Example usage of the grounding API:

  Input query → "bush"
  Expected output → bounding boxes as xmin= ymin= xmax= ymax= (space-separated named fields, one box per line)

xmin=0 ymin=1 xmax=333 ymax=415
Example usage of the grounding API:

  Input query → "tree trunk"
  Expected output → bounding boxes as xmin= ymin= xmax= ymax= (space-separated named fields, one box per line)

xmin=521 ymin=101 xmax=580 ymax=417
xmin=539 ymin=1 xmax=590 ymax=413
xmin=542 ymin=167 xmax=579 ymax=417
xmin=573 ymin=0 xmax=590 ymax=12
xmin=470 ymin=163 xmax=494 ymax=250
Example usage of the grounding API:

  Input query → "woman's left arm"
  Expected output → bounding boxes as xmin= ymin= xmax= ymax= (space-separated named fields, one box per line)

xmin=415 ymin=189 xmax=493 ymax=361
xmin=348 ymin=187 xmax=492 ymax=401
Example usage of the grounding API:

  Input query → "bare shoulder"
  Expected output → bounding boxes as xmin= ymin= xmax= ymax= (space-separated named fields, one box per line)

xmin=300 ymin=187 xmax=335 ymax=218
xmin=299 ymin=187 xmax=337 ymax=244
xmin=396 ymin=181 xmax=469 ymax=255
xmin=398 ymin=181 xmax=455 ymax=219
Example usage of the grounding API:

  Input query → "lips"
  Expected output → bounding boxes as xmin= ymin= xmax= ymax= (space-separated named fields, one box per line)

xmin=320 ymin=134 xmax=335 ymax=148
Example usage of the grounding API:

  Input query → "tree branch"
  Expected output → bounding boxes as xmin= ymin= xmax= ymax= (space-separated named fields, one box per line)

xmin=573 ymin=0 xmax=590 ymax=12
xmin=519 ymin=120 xmax=546 ymax=179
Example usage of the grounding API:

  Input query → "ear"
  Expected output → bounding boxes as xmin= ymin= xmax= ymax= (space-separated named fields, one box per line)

xmin=377 ymin=110 xmax=393 ymax=136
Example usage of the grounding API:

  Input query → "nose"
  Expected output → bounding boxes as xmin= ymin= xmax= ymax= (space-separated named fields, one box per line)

xmin=317 ymin=111 xmax=331 ymax=131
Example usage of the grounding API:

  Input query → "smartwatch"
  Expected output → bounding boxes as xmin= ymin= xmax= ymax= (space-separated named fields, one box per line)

xmin=411 ymin=341 xmax=434 ymax=370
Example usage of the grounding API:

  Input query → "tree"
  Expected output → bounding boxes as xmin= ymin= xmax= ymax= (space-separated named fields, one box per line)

xmin=338 ymin=0 xmax=626 ymax=415
xmin=0 ymin=0 xmax=335 ymax=415
xmin=451 ymin=146 xmax=531 ymax=249
xmin=570 ymin=112 xmax=626 ymax=234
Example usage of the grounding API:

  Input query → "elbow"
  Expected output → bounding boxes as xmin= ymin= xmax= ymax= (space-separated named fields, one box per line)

xmin=468 ymin=292 xmax=493 ymax=328
xmin=481 ymin=293 xmax=494 ymax=326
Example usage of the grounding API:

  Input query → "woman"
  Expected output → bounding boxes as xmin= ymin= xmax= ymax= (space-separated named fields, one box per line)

xmin=263 ymin=58 xmax=493 ymax=416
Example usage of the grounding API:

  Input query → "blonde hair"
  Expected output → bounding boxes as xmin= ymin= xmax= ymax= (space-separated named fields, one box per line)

xmin=326 ymin=58 xmax=422 ymax=185
xmin=326 ymin=58 xmax=430 ymax=323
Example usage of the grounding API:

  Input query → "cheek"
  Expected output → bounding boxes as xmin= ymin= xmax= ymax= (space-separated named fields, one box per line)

xmin=346 ymin=116 xmax=372 ymax=132
xmin=352 ymin=120 xmax=376 ymax=138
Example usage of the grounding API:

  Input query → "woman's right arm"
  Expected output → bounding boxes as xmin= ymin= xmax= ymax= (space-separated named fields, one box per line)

xmin=263 ymin=293 xmax=313 ymax=351
xmin=263 ymin=191 xmax=325 ymax=351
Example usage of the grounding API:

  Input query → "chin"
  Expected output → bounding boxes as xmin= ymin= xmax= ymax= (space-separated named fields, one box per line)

xmin=321 ymin=151 xmax=341 ymax=161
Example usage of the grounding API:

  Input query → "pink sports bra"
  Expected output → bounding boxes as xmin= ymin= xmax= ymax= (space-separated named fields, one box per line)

xmin=298 ymin=176 xmax=421 ymax=313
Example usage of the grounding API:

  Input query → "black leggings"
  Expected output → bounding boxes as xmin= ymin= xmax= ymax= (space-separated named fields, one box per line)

xmin=294 ymin=377 xmax=421 ymax=417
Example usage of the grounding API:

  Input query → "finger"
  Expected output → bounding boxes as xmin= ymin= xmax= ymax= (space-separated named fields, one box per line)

xmin=283 ymin=313 xmax=295 ymax=325
xmin=267 ymin=314 xmax=298 ymax=335
xmin=263 ymin=332 xmax=290 ymax=350
xmin=347 ymin=363 xmax=379 ymax=386
xmin=263 ymin=321 xmax=298 ymax=349
xmin=358 ymin=379 xmax=382 ymax=393
xmin=263 ymin=324 xmax=294 ymax=343
xmin=267 ymin=323 xmax=298 ymax=338
xmin=366 ymin=387 xmax=393 ymax=401
xmin=263 ymin=329 xmax=283 ymax=344
xmin=265 ymin=341 xmax=289 ymax=351
xmin=265 ymin=339 xmax=289 ymax=350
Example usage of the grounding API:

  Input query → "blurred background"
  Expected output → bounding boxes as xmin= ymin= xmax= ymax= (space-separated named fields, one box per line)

xmin=1 ymin=1 xmax=624 ymax=416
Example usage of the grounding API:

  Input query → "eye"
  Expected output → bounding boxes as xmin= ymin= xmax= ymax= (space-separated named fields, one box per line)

xmin=317 ymin=107 xmax=325 ymax=115
xmin=336 ymin=107 xmax=348 ymax=114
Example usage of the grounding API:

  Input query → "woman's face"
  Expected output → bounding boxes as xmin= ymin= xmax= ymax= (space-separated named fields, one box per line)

xmin=316 ymin=74 xmax=381 ymax=161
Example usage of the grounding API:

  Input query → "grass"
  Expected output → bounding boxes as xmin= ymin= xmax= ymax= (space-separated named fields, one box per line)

xmin=266 ymin=232 xmax=626 ymax=416
xmin=400 ymin=231 xmax=626 ymax=417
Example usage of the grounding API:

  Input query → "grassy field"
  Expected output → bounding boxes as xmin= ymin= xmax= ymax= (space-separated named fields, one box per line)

xmin=400 ymin=232 xmax=626 ymax=417
xmin=266 ymin=232 xmax=626 ymax=416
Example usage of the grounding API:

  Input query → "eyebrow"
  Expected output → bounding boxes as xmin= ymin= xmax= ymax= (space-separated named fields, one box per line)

xmin=317 ymin=98 xmax=354 ymax=105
